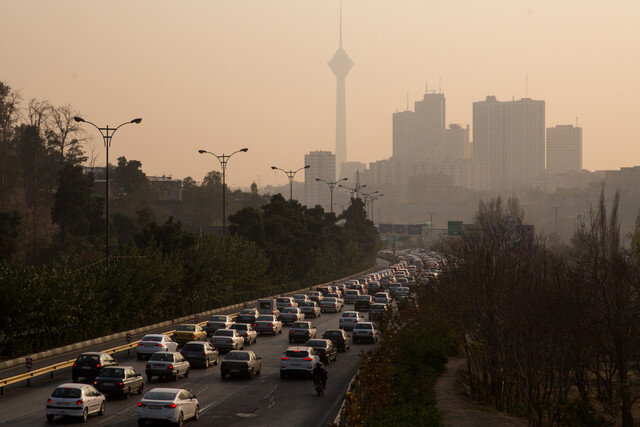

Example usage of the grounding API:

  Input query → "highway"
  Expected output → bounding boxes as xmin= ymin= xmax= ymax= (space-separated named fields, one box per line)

xmin=0 ymin=295 xmax=381 ymax=426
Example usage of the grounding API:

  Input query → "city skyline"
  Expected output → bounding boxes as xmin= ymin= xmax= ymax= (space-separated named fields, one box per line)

xmin=2 ymin=1 xmax=639 ymax=186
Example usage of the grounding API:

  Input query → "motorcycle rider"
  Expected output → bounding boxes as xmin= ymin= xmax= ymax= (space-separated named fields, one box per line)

xmin=312 ymin=362 xmax=327 ymax=389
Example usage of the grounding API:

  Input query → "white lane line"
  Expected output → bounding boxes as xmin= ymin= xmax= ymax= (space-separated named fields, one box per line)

xmin=200 ymin=401 xmax=217 ymax=414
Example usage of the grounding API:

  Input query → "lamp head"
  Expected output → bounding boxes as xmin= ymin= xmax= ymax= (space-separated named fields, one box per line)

xmin=131 ymin=118 xmax=142 ymax=124
xmin=315 ymin=178 xmax=321 ymax=182
xmin=270 ymin=166 xmax=277 ymax=170
xmin=341 ymin=177 xmax=348 ymax=181
xmin=197 ymin=149 xmax=207 ymax=154
xmin=361 ymin=184 xmax=367 ymax=189
xmin=241 ymin=148 xmax=249 ymax=152
xmin=73 ymin=116 xmax=84 ymax=123
xmin=304 ymin=165 xmax=310 ymax=169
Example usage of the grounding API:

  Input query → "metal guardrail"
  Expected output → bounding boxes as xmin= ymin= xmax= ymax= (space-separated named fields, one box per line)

xmin=0 ymin=314 xmax=238 ymax=394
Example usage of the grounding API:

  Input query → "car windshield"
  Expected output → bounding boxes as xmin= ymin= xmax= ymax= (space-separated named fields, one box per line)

xmin=305 ymin=340 xmax=327 ymax=347
xmin=284 ymin=350 xmax=310 ymax=358
xmin=276 ymin=298 xmax=290 ymax=303
xmin=52 ymin=387 xmax=82 ymax=398
xmin=150 ymin=353 xmax=174 ymax=361
xmin=256 ymin=315 xmax=273 ymax=321
xmin=225 ymin=352 xmax=250 ymax=361
xmin=142 ymin=336 xmax=162 ymax=342
xmin=144 ymin=391 xmax=177 ymax=401
xmin=355 ymin=324 xmax=373 ymax=330
xmin=76 ymin=354 xmax=100 ymax=363
xmin=258 ymin=301 xmax=272 ymax=309
xmin=177 ymin=325 xmax=195 ymax=331
xmin=292 ymin=323 xmax=309 ymax=329
xmin=210 ymin=316 xmax=227 ymax=321
xmin=98 ymin=368 xmax=124 ymax=378
xmin=182 ymin=343 xmax=204 ymax=352
xmin=231 ymin=324 xmax=247 ymax=331
xmin=214 ymin=330 xmax=233 ymax=337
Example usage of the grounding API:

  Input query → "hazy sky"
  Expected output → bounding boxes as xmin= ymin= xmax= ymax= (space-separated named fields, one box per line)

xmin=2 ymin=1 xmax=639 ymax=187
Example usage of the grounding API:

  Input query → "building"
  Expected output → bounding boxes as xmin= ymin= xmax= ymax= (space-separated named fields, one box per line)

xmin=445 ymin=124 xmax=470 ymax=161
xmin=340 ymin=161 xmax=367 ymax=182
xmin=546 ymin=125 xmax=582 ymax=174
xmin=414 ymin=91 xmax=446 ymax=162
xmin=328 ymin=4 xmax=353 ymax=177
xmin=473 ymin=96 xmax=545 ymax=189
xmin=304 ymin=150 xmax=336 ymax=210
xmin=392 ymin=110 xmax=415 ymax=163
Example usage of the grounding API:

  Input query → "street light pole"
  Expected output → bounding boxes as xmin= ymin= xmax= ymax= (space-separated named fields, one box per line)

xmin=271 ymin=165 xmax=310 ymax=201
xmin=362 ymin=191 xmax=379 ymax=219
xmin=198 ymin=148 xmax=249 ymax=236
xmin=552 ymin=206 xmax=560 ymax=234
xmin=338 ymin=183 xmax=366 ymax=200
xmin=74 ymin=116 xmax=141 ymax=271
xmin=426 ymin=211 xmax=435 ymax=227
xmin=315 ymin=177 xmax=347 ymax=213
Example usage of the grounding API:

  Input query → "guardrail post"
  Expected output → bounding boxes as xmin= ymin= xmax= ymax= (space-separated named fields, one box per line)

xmin=26 ymin=378 xmax=30 ymax=387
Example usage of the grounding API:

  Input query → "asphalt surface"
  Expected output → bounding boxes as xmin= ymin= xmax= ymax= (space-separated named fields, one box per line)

xmin=0 ymin=303 xmax=378 ymax=426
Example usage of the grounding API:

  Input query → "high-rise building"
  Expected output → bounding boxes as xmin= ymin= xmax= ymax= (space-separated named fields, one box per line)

xmin=328 ymin=3 xmax=353 ymax=177
xmin=546 ymin=125 xmax=582 ymax=174
xmin=444 ymin=124 xmax=470 ymax=161
xmin=304 ymin=150 xmax=336 ymax=210
xmin=392 ymin=110 xmax=414 ymax=163
xmin=414 ymin=91 xmax=446 ymax=161
xmin=473 ymin=96 xmax=545 ymax=189
xmin=340 ymin=161 xmax=366 ymax=182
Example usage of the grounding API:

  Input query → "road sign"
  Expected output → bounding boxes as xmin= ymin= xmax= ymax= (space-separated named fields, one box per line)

xmin=378 ymin=223 xmax=393 ymax=233
xmin=407 ymin=224 xmax=423 ymax=235
xmin=393 ymin=224 xmax=407 ymax=234
xmin=125 ymin=333 xmax=132 ymax=343
xmin=25 ymin=358 xmax=33 ymax=371
xmin=448 ymin=221 xmax=463 ymax=236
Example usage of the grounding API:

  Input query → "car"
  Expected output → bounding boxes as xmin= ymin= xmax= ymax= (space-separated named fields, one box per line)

xmin=205 ymin=315 xmax=234 ymax=336
xmin=369 ymin=303 xmax=388 ymax=321
xmin=304 ymin=339 xmax=338 ymax=364
xmin=46 ymin=383 xmax=105 ymax=423
xmin=93 ymin=366 xmax=144 ymax=398
xmin=137 ymin=334 xmax=178 ymax=360
xmin=344 ymin=289 xmax=361 ymax=304
xmin=395 ymin=287 xmax=410 ymax=299
xmin=253 ymin=314 xmax=283 ymax=335
xmin=367 ymin=281 xmax=381 ymax=294
xmin=339 ymin=311 xmax=364 ymax=331
xmin=335 ymin=283 xmax=347 ymax=293
xmin=220 ymin=350 xmax=262 ymax=380
xmin=288 ymin=321 xmax=317 ymax=343
xmin=72 ymin=352 xmax=118 ymax=382
xmin=292 ymin=294 xmax=310 ymax=305
xmin=210 ymin=329 xmax=245 ymax=351
xmin=137 ymin=388 xmax=199 ymax=426
xmin=307 ymin=291 xmax=324 ymax=304
xmin=299 ymin=301 xmax=321 ymax=318
xmin=145 ymin=352 xmax=190 ymax=382
xmin=257 ymin=299 xmax=280 ymax=318
xmin=276 ymin=296 xmax=298 ymax=310
xmin=373 ymin=292 xmax=390 ymax=304
xmin=354 ymin=295 xmax=373 ymax=312
xmin=229 ymin=323 xmax=258 ymax=345
xmin=180 ymin=341 xmax=219 ymax=368
xmin=322 ymin=329 xmax=350 ymax=352
xmin=316 ymin=285 xmax=332 ymax=296
xmin=235 ymin=309 xmax=260 ymax=324
xmin=280 ymin=346 xmax=320 ymax=379
xmin=280 ymin=307 xmax=305 ymax=324
xmin=352 ymin=322 xmax=379 ymax=344
xmin=320 ymin=297 xmax=343 ymax=313
xmin=327 ymin=291 xmax=343 ymax=299
xmin=173 ymin=324 xmax=207 ymax=344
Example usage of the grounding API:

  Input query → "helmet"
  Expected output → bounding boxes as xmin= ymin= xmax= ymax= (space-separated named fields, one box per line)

xmin=315 ymin=362 xmax=323 ymax=368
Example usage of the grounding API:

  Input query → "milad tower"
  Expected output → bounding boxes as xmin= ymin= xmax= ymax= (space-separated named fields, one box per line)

xmin=328 ymin=1 xmax=353 ymax=178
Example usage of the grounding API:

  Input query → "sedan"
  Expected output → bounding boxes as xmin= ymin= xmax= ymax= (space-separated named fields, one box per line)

xmin=173 ymin=324 xmax=207 ymax=345
xmin=220 ymin=350 xmax=262 ymax=380
xmin=288 ymin=321 xmax=317 ymax=343
xmin=373 ymin=292 xmax=390 ymax=304
xmin=210 ymin=329 xmax=245 ymax=351
xmin=292 ymin=294 xmax=310 ymax=305
xmin=304 ymin=339 xmax=338 ymax=364
xmin=137 ymin=388 xmax=199 ymax=426
xmin=276 ymin=296 xmax=298 ymax=310
xmin=180 ymin=341 xmax=219 ymax=368
xmin=339 ymin=311 xmax=364 ymax=331
xmin=280 ymin=347 xmax=320 ymax=379
xmin=253 ymin=315 xmax=283 ymax=335
xmin=320 ymin=297 xmax=343 ymax=313
xmin=230 ymin=323 xmax=258 ymax=345
xmin=205 ymin=315 xmax=234 ymax=336
xmin=137 ymin=335 xmax=178 ymax=360
xmin=369 ymin=303 xmax=388 ymax=321
xmin=235 ymin=309 xmax=260 ymax=324
xmin=352 ymin=322 xmax=379 ymax=344
xmin=354 ymin=295 xmax=373 ymax=312
xmin=145 ymin=352 xmax=190 ymax=382
xmin=46 ymin=383 xmax=105 ymax=423
xmin=344 ymin=289 xmax=361 ymax=304
xmin=72 ymin=352 xmax=118 ymax=383
xmin=299 ymin=301 xmax=321 ymax=318
xmin=280 ymin=307 xmax=305 ymax=324
xmin=93 ymin=366 xmax=144 ymax=398
xmin=307 ymin=291 xmax=324 ymax=304
xmin=322 ymin=329 xmax=350 ymax=352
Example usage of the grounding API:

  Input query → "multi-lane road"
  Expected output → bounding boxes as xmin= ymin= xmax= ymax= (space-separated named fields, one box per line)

xmin=0 ymin=269 xmax=387 ymax=426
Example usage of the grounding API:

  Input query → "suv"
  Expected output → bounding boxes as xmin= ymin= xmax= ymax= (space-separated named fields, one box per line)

xmin=322 ymin=329 xmax=350 ymax=352
xmin=288 ymin=321 xmax=317 ymax=343
xmin=339 ymin=311 xmax=364 ymax=331
xmin=180 ymin=341 xmax=219 ymax=368
xmin=72 ymin=352 xmax=118 ymax=382
xmin=280 ymin=347 xmax=320 ymax=379
xmin=354 ymin=295 xmax=373 ymax=312
xmin=145 ymin=352 xmax=190 ymax=381
xmin=352 ymin=322 xmax=379 ymax=344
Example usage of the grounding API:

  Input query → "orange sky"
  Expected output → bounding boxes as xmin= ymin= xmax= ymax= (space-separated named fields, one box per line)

xmin=2 ymin=0 xmax=639 ymax=187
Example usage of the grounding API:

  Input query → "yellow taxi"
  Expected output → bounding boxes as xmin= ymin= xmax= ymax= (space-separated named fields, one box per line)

xmin=172 ymin=324 xmax=207 ymax=344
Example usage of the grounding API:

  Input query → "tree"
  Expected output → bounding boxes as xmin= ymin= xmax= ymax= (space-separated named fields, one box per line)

xmin=46 ymin=104 xmax=86 ymax=165
xmin=0 ymin=210 xmax=20 ymax=261
xmin=0 ymin=82 xmax=20 ymax=210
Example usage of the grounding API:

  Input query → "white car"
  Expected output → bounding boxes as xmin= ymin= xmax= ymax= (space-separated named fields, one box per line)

xmin=344 ymin=289 xmax=361 ymax=304
xmin=292 ymin=294 xmax=310 ymax=305
xmin=253 ymin=315 xmax=283 ymax=335
xmin=373 ymin=292 xmax=390 ymax=304
xmin=320 ymin=297 xmax=343 ymax=313
xmin=280 ymin=307 xmax=305 ymax=324
xmin=276 ymin=297 xmax=298 ymax=310
xmin=352 ymin=322 xmax=379 ymax=344
xmin=339 ymin=311 xmax=364 ymax=331
xmin=137 ymin=334 xmax=178 ymax=360
xmin=137 ymin=388 xmax=199 ymax=426
xmin=210 ymin=329 xmax=245 ymax=350
xmin=229 ymin=323 xmax=258 ymax=345
xmin=46 ymin=383 xmax=105 ymax=423
xmin=299 ymin=301 xmax=321 ymax=318
xmin=280 ymin=346 xmax=320 ymax=379
xmin=205 ymin=315 xmax=234 ymax=336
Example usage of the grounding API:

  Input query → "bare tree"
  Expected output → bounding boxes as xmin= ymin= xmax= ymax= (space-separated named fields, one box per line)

xmin=46 ymin=104 xmax=86 ymax=163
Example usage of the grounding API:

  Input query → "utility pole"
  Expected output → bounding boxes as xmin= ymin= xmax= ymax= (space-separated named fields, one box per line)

xmin=426 ymin=212 xmax=435 ymax=227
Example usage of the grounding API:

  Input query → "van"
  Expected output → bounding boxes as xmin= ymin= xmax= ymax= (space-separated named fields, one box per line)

xmin=257 ymin=299 xmax=280 ymax=317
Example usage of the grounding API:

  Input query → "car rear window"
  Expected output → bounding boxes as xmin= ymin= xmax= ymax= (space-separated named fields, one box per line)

xmin=301 ymin=302 xmax=315 ymax=307
xmin=282 ymin=308 xmax=297 ymax=313
xmin=141 ymin=336 xmax=162 ymax=342
xmin=182 ymin=343 xmax=204 ymax=351
xmin=225 ymin=352 xmax=250 ymax=361
xmin=52 ymin=387 xmax=82 ymax=398
xmin=291 ymin=322 xmax=309 ymax=329
xmin=230 ymin=324 xmax=248 ymax=331
xmin=258 ymin=301 xmax=273 ymax=309
xmin=284 ymin=350 xmax=310 ymax=358
xmin=305 ymin=340 xmax=327 ymax=347
xmin=177 ymin=325 xmax=195 ymax=331
xmin=354 ymin=324 xmax=374 ymax=330
xmin=371 ymin=304 xmax=385 ymax=309
xmin=346 ymin=290 xmax=359 ymax=295
xmin=276 ymin=298 xmax=290 ymax=303
xmin=150 ymin=353 xmax=174 ymax=361
xmin=144 ymin=391 xmax=177 ymax=401
xmin=214 ymin=330 xmax=233 ymax=336
xmin=210 ymin=316 xmax=228 ymax=321
xmin=98 ymin=368 xmax=124 ymax=378
xmin=239 ymin=310 xmax=255 ymax=315
xmin=257 ymin=315 xmax=273 ymax=321
xmin=324 ymin=331 xmax=342 ymax=337
xmin=342 ymin=312 xmax=357 ymax=317
xmin=76 ymin=355 xmax=100 ymax=363
xmin=294 ymin=294 xmax=306 ymax=299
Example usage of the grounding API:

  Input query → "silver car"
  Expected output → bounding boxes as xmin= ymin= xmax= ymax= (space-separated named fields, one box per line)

xmin=276 ymin=297 xmax=299 ymax=311
xmin=293 ymin=294 xmax=310 ymax=305
xmin=137 ymin=388 xmax=199 ymax=426
xmin=339 ymin=311 xmax=364 ymax=331
xmin=229 ymin=323 xmax=258 ymax=345
xmin=299 ymin=301 xmax=321 ymax=318
xmin=137 ymin=334 xmax=178 ymax=360
xmin=145 ymin=352 xmax=190 ymax=382
xmin=280 ymin=307 xmax=305 ymax=324
xmin=205 ymin=315 xmax=234 ymax=336
xmin=253 ymin=315 xmax=283 ymax=335
xmin=46 ymin=383 xmax=105 ymax=423
xmin=352 ymin=322 xmax=379 ymax=344
xmin=320 ymin=297 xmax=343 ymax=313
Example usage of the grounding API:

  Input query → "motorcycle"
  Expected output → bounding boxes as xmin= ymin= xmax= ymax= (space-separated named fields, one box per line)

xmin=314 ymin=379 xmax=326 ymax=396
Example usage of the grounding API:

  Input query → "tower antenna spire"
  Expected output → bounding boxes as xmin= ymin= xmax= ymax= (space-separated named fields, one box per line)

xmin=406 ymin=91 xmax=409 ymax=110
xmin=339 ymin=0 xmax=343 ymax=48
xmin=525 ymin=72 xmax=528 ymax=98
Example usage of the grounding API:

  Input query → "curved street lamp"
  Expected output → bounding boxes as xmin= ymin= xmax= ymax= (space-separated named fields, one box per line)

xmin=74 ymin=116 xmax=142 ymax=271
xmin=198 ymin=148 xmax=248 ymax=236
xmin=270 ymin=165 xmax=310 ymax=201
xmin=338 ymin=183 xmax=366 ymax=200
xmin=315 ymin=177 xmax=347 ymax=213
